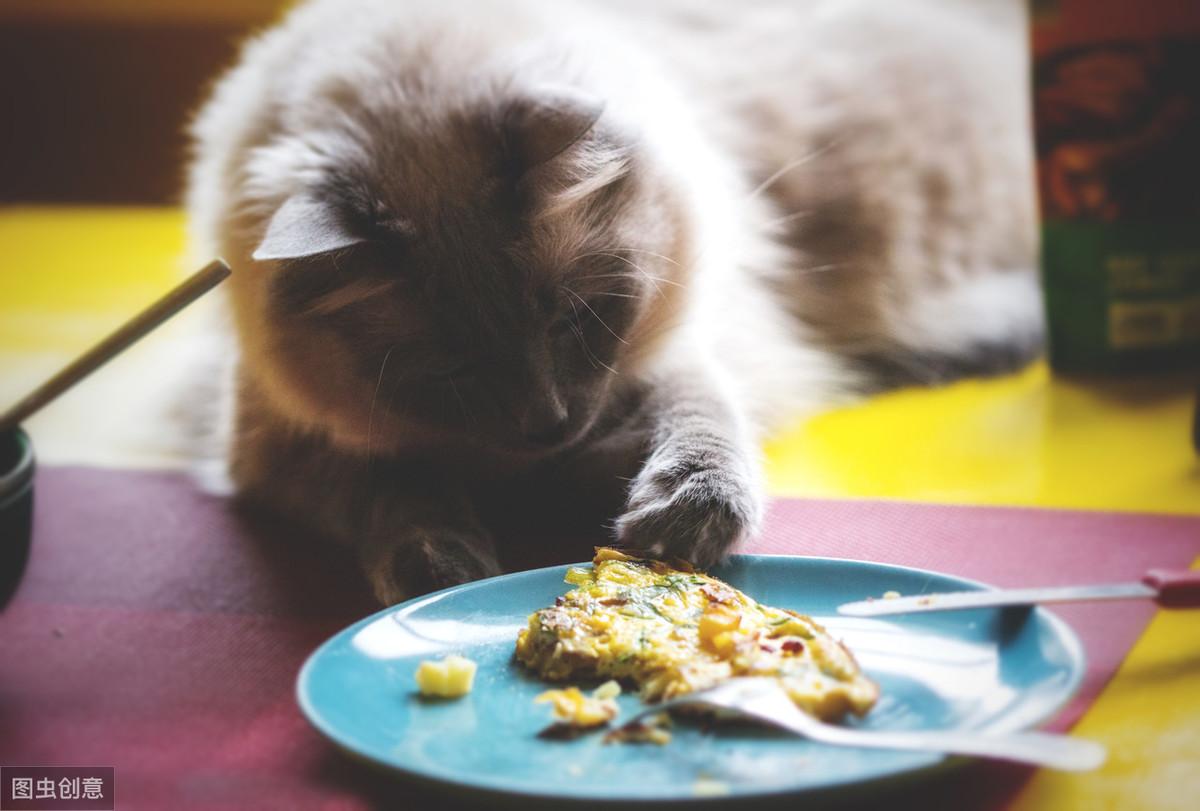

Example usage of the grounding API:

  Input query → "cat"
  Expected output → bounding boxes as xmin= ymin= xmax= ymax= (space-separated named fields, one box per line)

xmin=186 ymin=0 xmax=1041 ymax=605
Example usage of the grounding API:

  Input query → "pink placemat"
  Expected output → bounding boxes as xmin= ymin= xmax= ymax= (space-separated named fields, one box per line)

xmin=1 ymin=467 xmax=1196 ymax=810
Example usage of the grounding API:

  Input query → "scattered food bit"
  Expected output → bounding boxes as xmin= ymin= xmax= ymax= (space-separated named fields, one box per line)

xmin=537 ymin=722 xmax=594 ymax=741
xmin=414 ymin=654 xmax=477 ymax=698
xmin=536 ymin=685 xmax=619 ymax=732
xmin=692 ymin=776 xmax=732 ymax=797
xmin=882 ymin=590 xmax=901 ymax=600
xmin=565 ymin=764 xmax=585 ymax=778
xmin=593 ymin=679 xmax=622 ymax=700
xmin=917 ymin=597 xmax=933 ymax=606
xmin=604 ymin=712 xmax=672 ymax=745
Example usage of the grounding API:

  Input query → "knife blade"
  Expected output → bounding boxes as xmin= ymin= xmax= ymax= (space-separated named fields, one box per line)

xmin=837 ymin=568 xmax=1200 ymax=617
xmin=837 ymin=582 xmax=1158 ymax=617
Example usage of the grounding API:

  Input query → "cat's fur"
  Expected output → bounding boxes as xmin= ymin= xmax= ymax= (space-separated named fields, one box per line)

xmin=187 ymin=0 xmax=1040 ymax=604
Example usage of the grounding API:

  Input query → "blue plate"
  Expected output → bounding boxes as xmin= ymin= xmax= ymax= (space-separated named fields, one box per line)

xmin=297 ymin=556 xmax=1085 ymax=805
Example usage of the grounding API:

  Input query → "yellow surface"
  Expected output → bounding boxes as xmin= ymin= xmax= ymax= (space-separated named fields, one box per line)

xmin=0 ymin=208 xmax=198 ymax=467
xmin=1014 ymin=557 xmax=1200 ymax=811
xmin=0 ymin=207 xmax=185 ymax=342
xmin=1 ymin=205 xmax=1198 ymax=808
xmin=766 ymin=362 xmax=1200 ymax=516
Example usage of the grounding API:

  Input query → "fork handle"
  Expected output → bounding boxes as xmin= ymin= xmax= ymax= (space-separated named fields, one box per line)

xmin=804 ymin=725 xmax=1106 ymax=772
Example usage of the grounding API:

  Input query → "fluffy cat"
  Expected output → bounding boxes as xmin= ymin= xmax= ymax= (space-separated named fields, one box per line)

xmin=187 ymin=0 xmax=1041 ymax=604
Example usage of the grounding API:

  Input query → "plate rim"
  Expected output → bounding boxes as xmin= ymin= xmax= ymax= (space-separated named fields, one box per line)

xmin=296 ymin=554 xmax=1087 ymax=804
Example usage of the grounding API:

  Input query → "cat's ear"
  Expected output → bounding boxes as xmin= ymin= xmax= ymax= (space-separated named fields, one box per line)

xmin=252 ymin=194 xmax=364 ymax=261
xmin=506 ymin=86 xmax=606 ymax=169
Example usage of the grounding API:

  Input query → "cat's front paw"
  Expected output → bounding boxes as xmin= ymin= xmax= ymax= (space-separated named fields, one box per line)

xmin=364 ymin=527 xmax=502 ymax=605
xmin=614 ymin=450 xmax=763 ymax=569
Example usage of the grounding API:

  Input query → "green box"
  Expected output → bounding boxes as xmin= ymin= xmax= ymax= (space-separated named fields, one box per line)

xmin=1042 ymin=220 xmax=1200 ymax=373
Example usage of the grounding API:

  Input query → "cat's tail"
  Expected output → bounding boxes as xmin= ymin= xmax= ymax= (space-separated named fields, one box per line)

xmin=845 ymin=268 xmax=1045 ymax=392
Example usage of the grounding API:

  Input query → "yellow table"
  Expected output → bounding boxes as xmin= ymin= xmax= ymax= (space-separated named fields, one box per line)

xmin=2 ymin=206 xmax=1197 ymax=810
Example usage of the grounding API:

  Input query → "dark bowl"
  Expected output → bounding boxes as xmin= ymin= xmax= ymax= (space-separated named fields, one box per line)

xmin=1 ymin=426 xmax=34 ymax=609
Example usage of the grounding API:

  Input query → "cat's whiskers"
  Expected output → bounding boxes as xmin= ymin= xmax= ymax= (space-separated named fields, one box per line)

xmin=746 ymin=138 xmax=845 ymax=201
xmin=365 ymin=344 xmax=397 ymax=466
xmin=565 ymin=295 xmax=617 ymax=374
xmin=577 ymin=271 xmax=677 ymax=312
xmin=760 ymin=210 xmax=815 ymax=231
xmin=609 ymin=247 xmax=682 ymax=268
xmin=563 ymin=295 xmax=594 ymax=370
xmin=447 ymin=376 xmax=475 ymax=429
xmin=569 ymin=250 xmax=683 ymax=299
xmin=796 ymin=263 xmax=844 ymax=275
xmin=570 ymin=288 xmax=639 ymax=300
xmin=562 ymin=287 xmax=629 ymax=346
xmin=381 ymin=364 xmax=411 ymax=430
xmin=581 ymin=334 xmax=619 ymax=375
xmin=578 ymin=271 xmax=682 ymax=288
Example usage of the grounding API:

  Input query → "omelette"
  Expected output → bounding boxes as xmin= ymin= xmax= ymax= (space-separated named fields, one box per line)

xmin=515 ymin=548 xmax=878 ymax=722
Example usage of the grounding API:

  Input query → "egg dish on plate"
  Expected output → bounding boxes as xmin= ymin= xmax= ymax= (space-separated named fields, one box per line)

xmin=515 ymin=547 xmax=878 ymax=722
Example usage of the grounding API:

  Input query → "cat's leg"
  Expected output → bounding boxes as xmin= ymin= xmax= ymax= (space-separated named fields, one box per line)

xmin=357 ymin=486 xmax=502 ymax=605
xmin=614 ymin=356 xmax=764 ymax=567
xmin=230 ymin=414 xmax=500 ymax=605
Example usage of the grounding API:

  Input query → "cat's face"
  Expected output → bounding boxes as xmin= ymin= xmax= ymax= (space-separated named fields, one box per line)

xmin=238 ymin=87 xmax=688 ymax=456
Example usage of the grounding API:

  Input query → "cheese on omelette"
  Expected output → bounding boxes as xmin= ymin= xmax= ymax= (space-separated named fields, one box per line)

xmin=515 ymin=548 xmax=878 ymax=722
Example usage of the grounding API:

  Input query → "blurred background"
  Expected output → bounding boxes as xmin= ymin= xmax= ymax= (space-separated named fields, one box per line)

xmin=0 ymin=0 xmax=284 ymax=204
xmin=0 ymin=0 xmax=1196 ymax=498
xmin=0 ymin=1 xmax=295 ymax=466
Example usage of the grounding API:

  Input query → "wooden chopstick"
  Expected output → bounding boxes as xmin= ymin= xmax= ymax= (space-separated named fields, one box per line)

xmin=0 ymin=259 xmax=232 ymax=432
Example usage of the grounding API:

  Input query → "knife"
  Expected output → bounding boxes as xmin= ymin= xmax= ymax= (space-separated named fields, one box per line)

xmin=837 ymin=569 xmax=1200 ymax=617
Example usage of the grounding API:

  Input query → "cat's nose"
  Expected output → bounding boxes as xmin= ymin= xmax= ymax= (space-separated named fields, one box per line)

xmin=521 ymin=398 xmax=569 ymax=446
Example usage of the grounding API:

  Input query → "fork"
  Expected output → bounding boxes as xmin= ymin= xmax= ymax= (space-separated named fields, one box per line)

xmin=615 ymin=678 xmax=1106 ymax=772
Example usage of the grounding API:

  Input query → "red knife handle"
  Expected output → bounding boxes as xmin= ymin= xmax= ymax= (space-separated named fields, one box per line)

xmin=1143 ymin=569 xmax=1200 ymax=608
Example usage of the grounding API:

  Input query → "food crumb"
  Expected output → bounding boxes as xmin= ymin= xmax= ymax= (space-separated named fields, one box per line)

xmin=692 ymin=776 xmax=731 ymax=797
xmin=593 ymin=679 xmax=622 ymax=700
xmin=415 ymin=655 xmax=477 ymax=698
xmin=882 ymin=590 xmax=901 ymax=600
xmin=604 ymin=712 xmax=672 ymax=745
xmin=536 ymin=686 xmax=618 ymax=729
xmin=917 ymin=597 xmax=933 ymax=606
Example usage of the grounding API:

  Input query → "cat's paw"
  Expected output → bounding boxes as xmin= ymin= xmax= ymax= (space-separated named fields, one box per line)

xmin=364 ymin=527 xmax=502 ymax=605
xmin=614 ymin=450 xmax=763 ymax=568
